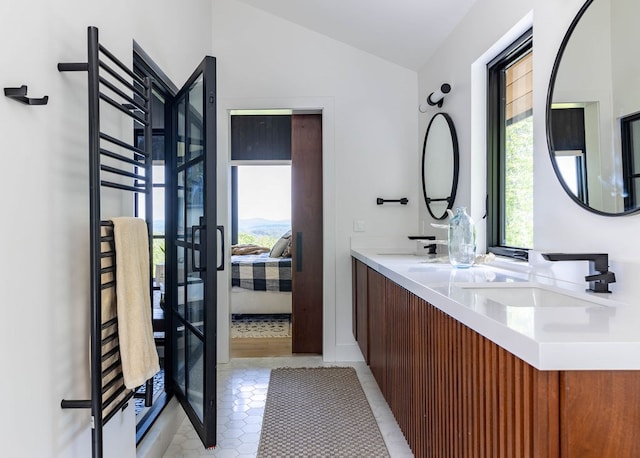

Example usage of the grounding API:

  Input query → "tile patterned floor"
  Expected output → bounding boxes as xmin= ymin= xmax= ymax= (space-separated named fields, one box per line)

xmin=163 ymin=356 xmax=413 ymax=457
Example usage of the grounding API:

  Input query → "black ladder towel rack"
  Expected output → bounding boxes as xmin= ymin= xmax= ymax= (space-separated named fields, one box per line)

xmin=59 ymin=26 xmax=153 ymax=458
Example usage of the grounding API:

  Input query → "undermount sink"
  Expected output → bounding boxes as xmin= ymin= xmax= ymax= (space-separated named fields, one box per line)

xmin=458 ymin=283 xmax=621 ymax=308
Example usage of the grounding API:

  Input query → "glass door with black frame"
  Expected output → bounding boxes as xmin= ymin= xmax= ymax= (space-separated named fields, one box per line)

xmin=169 ymin=56 xmax=219 ymax=448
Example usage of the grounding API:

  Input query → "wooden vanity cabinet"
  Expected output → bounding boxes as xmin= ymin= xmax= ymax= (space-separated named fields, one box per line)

xmin=367 ymin=267 xmax=387 ymax=395
xmin=558 ymin=371 xmax=640 ymax=457
xmin=353 ymin=258 xmax=369 ymax=362
xmin=352 ymin=258 xmax=386 ymax=386
xmin=351 ymin=258 xmax=640 ymax=458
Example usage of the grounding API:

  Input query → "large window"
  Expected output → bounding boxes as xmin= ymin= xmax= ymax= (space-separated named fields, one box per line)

xmin=229 ymin=113 xmax=293 ymax=248
xmin=232 ymin=165 xmax=291 ymax=248
xmin=487 ymin=29 xmax=534 ymax=258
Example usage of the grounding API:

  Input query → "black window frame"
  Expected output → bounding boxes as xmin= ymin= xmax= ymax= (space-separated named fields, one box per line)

xmin=621 ymin=111 xmax=640 ymax=210
xmin=486 ymin=28 xmax=533 ymax=261
xmin=132 ymin=42 xmax=178 ymax=444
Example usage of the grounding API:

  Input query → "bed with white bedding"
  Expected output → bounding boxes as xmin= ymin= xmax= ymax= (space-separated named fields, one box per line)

xmin=230 ymin=252 xmax=292 ymax=315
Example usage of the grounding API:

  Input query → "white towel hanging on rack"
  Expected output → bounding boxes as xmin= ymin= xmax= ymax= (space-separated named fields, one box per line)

xmin=111 ymin=217 xmax=159 ymax=389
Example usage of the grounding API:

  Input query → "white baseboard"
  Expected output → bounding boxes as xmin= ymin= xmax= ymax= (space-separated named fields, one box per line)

xmin=332 ymin=342 xmax=365 ymax=362
xmin=136 ymin=397 xmax=186 ymax=458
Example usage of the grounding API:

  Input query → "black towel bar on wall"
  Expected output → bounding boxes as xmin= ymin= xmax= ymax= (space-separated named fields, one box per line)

xmin=58 ymin=26 xmax=154 ymax=458
xmin=4 ymin=85 xmax=49 ymax=105
xmin=426 ymin=197 xmax=451 ymax=204
xmin=377 ymin=197 xmax=409 ymax=205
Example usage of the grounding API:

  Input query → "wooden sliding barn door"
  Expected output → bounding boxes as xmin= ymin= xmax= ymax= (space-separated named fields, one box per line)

xmin=291 ymin=114 xmax=323 ymax=354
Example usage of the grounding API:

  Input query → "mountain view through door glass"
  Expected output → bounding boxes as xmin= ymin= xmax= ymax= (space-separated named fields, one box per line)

xmin=237 ymin=165 xmax=291 ymax=248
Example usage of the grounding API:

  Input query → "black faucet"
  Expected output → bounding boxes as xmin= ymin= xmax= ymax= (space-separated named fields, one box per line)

xmin=410 ymin=235 xmax=437 ymax=254
xmin=422 ymin=236 xmax=437 ymax=255
xmin=541 ymin=253 xmax=616 ymax=293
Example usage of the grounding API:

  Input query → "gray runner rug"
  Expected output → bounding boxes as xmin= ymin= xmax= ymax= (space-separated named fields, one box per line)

xmin=257 ymin=367 xmax=390 ymax=457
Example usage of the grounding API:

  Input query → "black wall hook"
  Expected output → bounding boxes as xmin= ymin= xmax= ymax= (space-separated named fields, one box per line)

xmin=4 ymin=85 xmax=49 ymax=105
xmin=377 ymin=197 xmax=409 ymax=205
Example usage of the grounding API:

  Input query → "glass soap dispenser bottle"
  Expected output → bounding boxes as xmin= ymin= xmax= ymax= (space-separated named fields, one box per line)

xmin=448 ymin=207 xmax=476 ymax=268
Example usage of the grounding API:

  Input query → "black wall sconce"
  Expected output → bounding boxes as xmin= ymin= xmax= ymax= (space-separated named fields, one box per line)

xmin=4 ymin=85 xmax=49 ymax=105
xmin=419 ymin=83 xmax=451 ymax=112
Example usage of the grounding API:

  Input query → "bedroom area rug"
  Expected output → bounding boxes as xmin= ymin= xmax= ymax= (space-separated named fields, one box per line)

xmin=257 ymin=367 xmax=390 ymax=457
xmin=231 ymin=314 xmax=291 ymax=338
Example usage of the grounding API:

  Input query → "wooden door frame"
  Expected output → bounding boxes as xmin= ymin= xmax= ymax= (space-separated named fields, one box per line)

xmin=216 ymin=97 xmax=339 ymax=363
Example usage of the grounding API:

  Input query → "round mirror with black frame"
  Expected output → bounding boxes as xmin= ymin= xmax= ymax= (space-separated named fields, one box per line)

xmin=547 ymin=0 xmax=640 ymax=216
xmin=421 ymin=112 xmax=459 ymax=220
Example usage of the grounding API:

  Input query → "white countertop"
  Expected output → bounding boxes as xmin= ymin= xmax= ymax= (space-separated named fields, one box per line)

xmin=352 ymin=248 xmax=640 ymax=371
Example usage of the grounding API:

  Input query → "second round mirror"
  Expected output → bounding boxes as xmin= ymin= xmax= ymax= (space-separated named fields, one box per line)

xmin=547 ymin=0 xmax=640 ymax=215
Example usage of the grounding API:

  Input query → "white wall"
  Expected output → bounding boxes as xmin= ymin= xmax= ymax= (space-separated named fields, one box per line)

xmin=419 ymin=0 xmax=640 ymax=302
xmin=0 ymin=1 xmax=211 ymax=456
xmin=417 ymin=0 xmax=534 ymax=250
xmin=212 ymin=0 xmax=419 ymax=361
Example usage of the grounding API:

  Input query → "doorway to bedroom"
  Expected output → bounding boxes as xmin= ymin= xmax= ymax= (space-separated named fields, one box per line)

xmin=229 ymin=111 xmax=323 ymax=358
xmin=230 ymin=164 xmax=294 ymax=357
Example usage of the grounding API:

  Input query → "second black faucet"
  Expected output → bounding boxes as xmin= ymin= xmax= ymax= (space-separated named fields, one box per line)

xmin=541 ymin=253 xmax=616 ymax=293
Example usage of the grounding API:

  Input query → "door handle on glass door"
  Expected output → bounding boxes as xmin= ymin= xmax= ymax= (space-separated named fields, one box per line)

xmin=191 ymin=217 xmax=206 ymax=273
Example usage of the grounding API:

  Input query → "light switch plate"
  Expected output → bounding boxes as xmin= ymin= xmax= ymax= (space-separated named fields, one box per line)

xmin=353 ymin=220 xmax=366 ymax=232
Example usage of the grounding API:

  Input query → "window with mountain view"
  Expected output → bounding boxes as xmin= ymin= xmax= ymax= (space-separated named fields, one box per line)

xmin=235 ymin=165 xmax=292 ymax=249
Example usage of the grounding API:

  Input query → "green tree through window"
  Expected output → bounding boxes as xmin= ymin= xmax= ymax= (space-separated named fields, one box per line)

xmin=505 ymin=116 xmax=534 ymax=248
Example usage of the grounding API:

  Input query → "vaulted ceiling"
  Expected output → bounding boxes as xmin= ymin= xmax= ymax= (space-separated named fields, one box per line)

xmin=235 ymin=0 xmax=479 ymax=71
